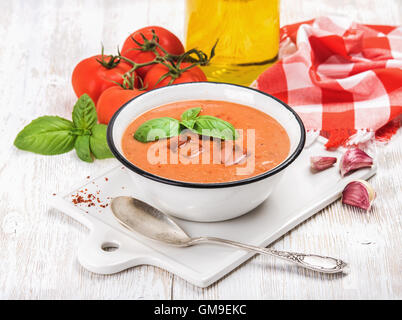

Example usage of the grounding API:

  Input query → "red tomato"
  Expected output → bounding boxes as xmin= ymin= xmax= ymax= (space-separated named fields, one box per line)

xmin=144 ymin=63 xmax=207 ymax=90
xmin=96 ymin=86 xmax=144 ymax=124
xmin=72 ymin=55 xmax=133 ymax=105
xmin=121 ymin=26 xmax=185 ymax=78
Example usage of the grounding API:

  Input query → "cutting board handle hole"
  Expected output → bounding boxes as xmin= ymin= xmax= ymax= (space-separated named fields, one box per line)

xmin=101 ymin=242 xmax=119 ymax=252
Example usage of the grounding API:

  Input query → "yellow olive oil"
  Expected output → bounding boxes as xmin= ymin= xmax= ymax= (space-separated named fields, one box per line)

xmin=185 ymin=0 xmax=280 ymax=86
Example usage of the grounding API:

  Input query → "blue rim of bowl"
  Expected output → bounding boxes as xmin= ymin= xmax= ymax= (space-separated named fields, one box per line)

xmin=107 ymin=82 xmax=306 ymax=189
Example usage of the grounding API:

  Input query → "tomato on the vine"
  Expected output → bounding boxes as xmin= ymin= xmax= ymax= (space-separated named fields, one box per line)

xmin=96 ymin=86 xmax=144 ymax=124
xmin=71 ymin=55 xmax=133 ymax=105
xmin=144 ymin=63 xmax=207 ymax=90
xmin=121 ymin=26 xmax=185 ymax=78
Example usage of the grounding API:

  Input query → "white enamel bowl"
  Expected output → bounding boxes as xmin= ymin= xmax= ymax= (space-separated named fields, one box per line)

xmin=107 ymin=82 xmax=305 ymax=222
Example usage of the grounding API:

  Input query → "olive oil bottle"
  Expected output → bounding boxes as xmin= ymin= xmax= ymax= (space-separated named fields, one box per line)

xmin=185 ymin=0 xmax=280 ymax=86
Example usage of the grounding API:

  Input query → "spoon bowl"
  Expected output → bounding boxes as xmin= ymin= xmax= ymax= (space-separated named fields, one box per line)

xmin=111 ymin=196 xmax=192 ymax=246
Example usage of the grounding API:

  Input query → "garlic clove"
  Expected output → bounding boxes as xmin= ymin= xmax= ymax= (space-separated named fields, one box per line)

xmin=310 ymin=156 xmax=337 ymax=171
xmin=340 ymin=147 xmax=373 ymax=177
xmin=342 ymin=179 xmax=376 ymax=211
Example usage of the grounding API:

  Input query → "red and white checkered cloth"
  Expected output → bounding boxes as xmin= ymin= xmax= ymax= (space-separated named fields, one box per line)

xmin=256 ymin=16 xmax=402 ymax=148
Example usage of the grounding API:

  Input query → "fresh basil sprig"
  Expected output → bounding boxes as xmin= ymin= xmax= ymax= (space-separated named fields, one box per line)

xmin=14 ymin=94 xmax=113 ymax=162
xmin=134 ymin=107 xmax=237 ymax=143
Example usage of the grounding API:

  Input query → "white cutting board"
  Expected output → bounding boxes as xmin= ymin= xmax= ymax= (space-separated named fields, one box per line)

xmin=49 ymin=137 xmax=376 ymax=287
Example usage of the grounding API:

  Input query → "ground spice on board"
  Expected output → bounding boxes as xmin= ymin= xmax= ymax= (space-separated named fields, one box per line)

xmin=71 ymin=186 xmax=109 ymax=210
xmin=69 ymin=177 xmax=117 ymax=213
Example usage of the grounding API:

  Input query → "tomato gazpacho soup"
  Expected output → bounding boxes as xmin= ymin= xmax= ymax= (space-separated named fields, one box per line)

xmin=121 ymin=100 xmax=290 ymax=183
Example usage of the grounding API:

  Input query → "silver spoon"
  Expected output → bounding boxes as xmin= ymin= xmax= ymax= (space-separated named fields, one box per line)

xmin=111 ymin=196 xmax=347 ymax=274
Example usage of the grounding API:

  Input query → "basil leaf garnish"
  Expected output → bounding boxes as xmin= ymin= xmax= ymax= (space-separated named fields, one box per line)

xmin=89 ymin=124 xmax=114 ymax=159
xmin=75 ymin=135 xmax=93 ymax=163
xmin=72 ymin=94 xmax=97 ymax=130
xmin=192 ymin=115 xmax=237 ymax=140
xmin=134 ymin=108 xmax=238 ymax=142
xmin=180 ymin=119 xmax=196 ymax=130
xmin=181 ymin=107 xmax=201 ymax=121
xmin=14 ymin=116 xmax=76 ymax=155
xmin=134 ymin=117 xmax=180 ymax=143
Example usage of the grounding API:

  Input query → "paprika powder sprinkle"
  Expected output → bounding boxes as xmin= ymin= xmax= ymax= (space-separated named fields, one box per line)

xmin=71 ymin=186 xmax=110 ymax=212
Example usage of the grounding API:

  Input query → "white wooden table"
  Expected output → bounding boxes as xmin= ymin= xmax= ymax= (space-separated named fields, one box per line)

xmin=0 ymin=0 xmax=401 ymax=299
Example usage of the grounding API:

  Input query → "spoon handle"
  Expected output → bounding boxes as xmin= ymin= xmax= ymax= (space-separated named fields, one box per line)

xmin=190 ymin=237 xmax=347 ymax=274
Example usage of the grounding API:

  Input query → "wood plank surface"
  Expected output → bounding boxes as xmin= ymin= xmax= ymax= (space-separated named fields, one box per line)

xmin=0 ymin=0 xmax=400 ymax=299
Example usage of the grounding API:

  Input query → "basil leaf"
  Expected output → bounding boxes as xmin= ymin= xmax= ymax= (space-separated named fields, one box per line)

xmin=75 ymin=135 xmax=93 ymax=163
xmin=134 ymin=117 xmax=180 ymax=142
xmin=180 ymin=119 xmax=196 ymax=130
xmin=181 ymin=107 xmax=201 ymax=121
xmin=193 ymin=115 xmax=237 ymax=140
xmin=14 ymin=116 xmax=76 ymax=155
xmin=89 ymin=124 xmax=114 ymax=159
xmin=72 ymin=94 xmax=97 ymax=130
